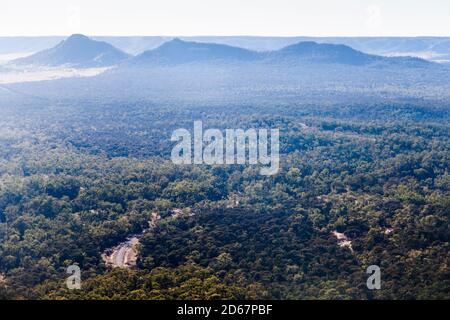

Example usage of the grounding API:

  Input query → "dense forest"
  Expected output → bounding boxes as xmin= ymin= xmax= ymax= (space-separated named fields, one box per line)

xmin=0 ymin=94 xmax=448 ymax=300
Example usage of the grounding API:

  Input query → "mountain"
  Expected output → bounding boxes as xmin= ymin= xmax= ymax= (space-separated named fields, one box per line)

xmin=126 ymin=39 xmax=431 ymax=68
xmin=3 ymin=36 xmax=450 ymax=63
xmin=269 ymin=41 xmax=432 ymax=67
xmin=129 ymin=38 xmax=261 ymax=65
xmin=270 ymin=41 xmax=378 ymax=65
xmin=12 ymin=34 xmax=130 ymax=68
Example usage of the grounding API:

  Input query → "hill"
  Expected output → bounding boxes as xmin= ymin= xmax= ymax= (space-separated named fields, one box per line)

xmin=12 ymin=34 xmax=130 ymax=68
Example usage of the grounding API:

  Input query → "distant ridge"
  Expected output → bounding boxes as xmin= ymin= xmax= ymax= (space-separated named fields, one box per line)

xmin=128 ymin=39 xmax=432 ymax=67
xmin=2 ymin=36 xmax=450 ymax=63
xmin=271 ymin=41 xmax=378 ymax=65
xmin=8 ymin=35 xmax=433 ymax=69
xmin=12 ymin=34 xmax=130 ymax=68
xmin=130 ymin=38 xmax=260 ymax=65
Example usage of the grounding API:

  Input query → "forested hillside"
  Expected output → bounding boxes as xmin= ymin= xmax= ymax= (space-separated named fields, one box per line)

xmin=0 ymin=98 xmax=448 ymax=299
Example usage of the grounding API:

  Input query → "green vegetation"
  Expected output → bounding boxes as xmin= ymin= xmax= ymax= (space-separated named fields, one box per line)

xmin=0 ymin=100 xmax=448 ymax=299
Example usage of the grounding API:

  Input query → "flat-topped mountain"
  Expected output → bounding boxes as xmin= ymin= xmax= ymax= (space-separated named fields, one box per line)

xmin=269 ymin=41 xmax=431 ymax=67
xmin=271 ymin=41 xmax=378 ymax=65
xmin=128 ymin=39 xmax=431 ymax=68
xmin=130 ymin=38 xmax=260 ymax=65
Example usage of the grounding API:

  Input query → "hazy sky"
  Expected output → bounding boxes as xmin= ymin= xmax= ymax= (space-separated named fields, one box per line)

xmin=1 ymin=0 xmax=450 ymax=36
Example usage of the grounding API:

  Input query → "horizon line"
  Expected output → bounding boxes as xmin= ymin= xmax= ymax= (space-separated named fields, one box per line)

xmin=2 ymin=34 xmax=450 ymax=38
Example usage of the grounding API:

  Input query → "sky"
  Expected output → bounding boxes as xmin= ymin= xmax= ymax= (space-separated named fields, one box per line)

xmin=1 ymin=0 xmax=450 ymax=37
